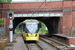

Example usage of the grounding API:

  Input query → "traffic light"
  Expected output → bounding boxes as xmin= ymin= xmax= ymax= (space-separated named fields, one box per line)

xmin=7 ymin=12 xmax=14 ymax=20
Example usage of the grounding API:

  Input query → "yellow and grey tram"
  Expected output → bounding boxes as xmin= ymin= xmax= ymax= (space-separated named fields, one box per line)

xmin=23 ymin=19 xmax=39 ymax=41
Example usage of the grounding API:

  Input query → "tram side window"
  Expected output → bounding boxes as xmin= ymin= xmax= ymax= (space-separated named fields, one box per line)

xmin=23 ymin=24 xmax=25 ymax=31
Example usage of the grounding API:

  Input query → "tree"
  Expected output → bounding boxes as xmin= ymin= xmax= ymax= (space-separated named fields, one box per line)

xmin=0 ymin=0 xmax=12 ymax=3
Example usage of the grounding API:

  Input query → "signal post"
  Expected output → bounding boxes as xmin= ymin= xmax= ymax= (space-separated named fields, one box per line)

xmin=7 ymin=11 xmax=14 ymax=42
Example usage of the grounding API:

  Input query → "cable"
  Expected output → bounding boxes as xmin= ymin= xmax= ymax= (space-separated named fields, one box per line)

xmin=31 ymin=0 xmax=46 ymax=18
xmin=31 ymin=0 xmax=52 ymax=17
xmin=39 ymin=0 xmax=52 ymax=11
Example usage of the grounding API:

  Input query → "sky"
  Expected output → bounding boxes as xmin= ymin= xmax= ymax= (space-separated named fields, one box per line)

xmin=11 ymin=0 xmax=62 ymax=2
xmin=11 ymin=0 xmax=63 ymax=2
xmin=11 ymin=0 xmax=63 ymax=3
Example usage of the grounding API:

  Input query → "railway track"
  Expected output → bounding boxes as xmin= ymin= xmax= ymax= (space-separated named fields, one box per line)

xmin=24 ymin=37 xmax=75 ymax=50
xmin=26 ymin=43 xmax=42 ymax=50
xmin=40 ymin=36 xmax=75 ymax=50
xmin=37 ymin=40 xmax=56 ymax=50
xmin=25 ymin=40 xmax=56 ymax=50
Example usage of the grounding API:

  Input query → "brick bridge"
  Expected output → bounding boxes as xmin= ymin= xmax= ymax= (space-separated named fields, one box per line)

xmin=0 ymin=1 xmax=75 ymax=36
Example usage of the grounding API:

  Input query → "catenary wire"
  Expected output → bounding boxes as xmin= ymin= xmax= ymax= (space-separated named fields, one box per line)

xmin=31 ymin=0 xmax=52 ymax=17
xmin=31 ymin=0 xmax=46 ymax=18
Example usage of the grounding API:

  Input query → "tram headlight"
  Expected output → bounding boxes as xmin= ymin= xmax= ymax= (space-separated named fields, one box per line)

xmin=26 ymin=34 xmax=29 ymax=37
xmin=35 ymin=34 xmax=37 ymax=37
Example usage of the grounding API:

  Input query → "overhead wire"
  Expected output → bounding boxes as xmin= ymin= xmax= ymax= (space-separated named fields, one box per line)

xmin=31 ymin=0 xmax=46 ymax=18
xmin=31 ymin=0 xmax=52 ymax=18
xmin=39 ymin=0 xmax=52 ymax=11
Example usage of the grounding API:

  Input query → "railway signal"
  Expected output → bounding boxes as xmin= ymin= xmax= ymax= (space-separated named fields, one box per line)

xmin=7 ymin=11 xmax=14 ymax=42
xmin=9 ymin=20 xmax=13 ymax=42
xmin=7 ymin=11 xmax=14 ymax=20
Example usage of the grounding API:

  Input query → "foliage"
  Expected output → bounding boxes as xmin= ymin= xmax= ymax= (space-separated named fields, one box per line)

xmin=0 ymin=18 xmax=4 ymax=21
xmin=39 ymin=28 xmax=42 ymax=33
xmin=72 ymin=30 xmax=75 ymax=35
xmin=39 ymin=22 xmax=48 ymax=35
xmin=18 ymin=22 xmax=23 ymax=28
xmin=15 ymin=29 xmax=17 ymax=34
xmin=42 ymin=23 xmax=46 ymax=32
xmin=0 ymin=18 xmax=4 ymax=26
xmin=0 ymin=0 xmax=12 ymax=3
xmin=14 ymin=26 xmax=18 ymax=34
xmin=0 ymin=23 xmax=4 ymax=25
xmin=38 ymin=21 xmax=42 ymax=27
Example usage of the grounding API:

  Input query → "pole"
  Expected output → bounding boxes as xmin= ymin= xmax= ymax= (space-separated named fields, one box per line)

xmin=9 ymin=20 xmax=13 ymax=42
xmin=4 ymin=18 xmax=6 ymax=34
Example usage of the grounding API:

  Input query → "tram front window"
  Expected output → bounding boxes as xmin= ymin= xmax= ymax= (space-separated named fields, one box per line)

xmin=25 ymin=21 xmax=38 ymax=33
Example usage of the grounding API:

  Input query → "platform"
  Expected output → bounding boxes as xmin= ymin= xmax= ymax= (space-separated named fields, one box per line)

xmin=53 ymin=34 xmax=75 ymax=38
xmin=13 ymin=34 xmax=28 ymax=50
xmin=51 ymin=34 xmax=75 ymax=46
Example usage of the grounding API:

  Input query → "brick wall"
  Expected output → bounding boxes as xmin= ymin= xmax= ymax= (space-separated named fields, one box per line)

xmin=62 ymin=1 xmax=73 ymax=35
xmin=5 ymin=18 xmax=9 ymax=34
xmin=60 ymin=18 xmax=63 ymax=33
xmin=73 ymin=1 xmax=75 ymax=7
xmin=0 ymin=4 xmax=2 ymax=18
xmin=0 ymin=13 xmax=2 ymax=18
xmin=69 ymin=38 xmax=75 ymax=46
xmin=9 ymin=2 xmax=62 ymax=9
xmin=3 ymin=3 xmax=9 ymax=8
xmin=72 ymin=11 xmax=75 ymax=27
xmin=0 ymin=4 xmax=3 ymax=8
xmin=63 ymin=1 xmax=72 ymax=7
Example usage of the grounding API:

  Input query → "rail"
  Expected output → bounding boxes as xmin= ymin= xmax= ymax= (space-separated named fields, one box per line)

xmin=26 ymin=43 xmax=42 ymax=50
xmin=40 ymin=36 xmax=75 ymax=50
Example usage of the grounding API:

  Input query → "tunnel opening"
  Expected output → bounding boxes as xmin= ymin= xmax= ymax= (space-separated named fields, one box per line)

xmin=13 ymin=17 xmax=60 ymax=36
xmin=38 ymin=21 xmax=48 ymax=35
xmin=14 ymin=22 xmax=23 ymax=34
xmin=14 ymin=19 xmax=49 ymax=35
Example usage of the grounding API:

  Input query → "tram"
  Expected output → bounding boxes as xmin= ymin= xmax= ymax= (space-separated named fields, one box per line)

xmin=22 ymin=19 xmax=39 ymax=41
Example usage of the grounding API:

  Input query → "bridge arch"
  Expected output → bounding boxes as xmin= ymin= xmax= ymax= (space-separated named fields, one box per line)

xmin=13 ymin=17 xmax=60 ymax=35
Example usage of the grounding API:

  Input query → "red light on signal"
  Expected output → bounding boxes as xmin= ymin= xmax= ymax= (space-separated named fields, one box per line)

xmin=9 ymin=16 xmax=12 ymax=19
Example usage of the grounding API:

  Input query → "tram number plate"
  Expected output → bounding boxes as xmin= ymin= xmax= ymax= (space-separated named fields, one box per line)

xmin=30 ymin=37 xmax=34 ymax=39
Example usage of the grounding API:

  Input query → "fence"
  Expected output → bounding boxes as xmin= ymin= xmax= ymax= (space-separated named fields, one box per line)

xmin=0 ymin=27 xmax=4 ymax=36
